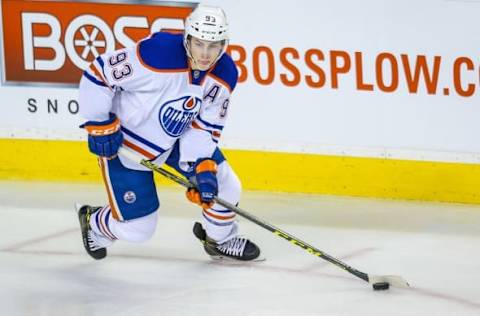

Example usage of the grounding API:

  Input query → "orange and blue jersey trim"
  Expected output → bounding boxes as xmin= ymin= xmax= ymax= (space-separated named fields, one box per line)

xmin=209 ymin=53 xmax=239 ymax=93
xmin=120 ymin=126 xmax=167 ymax=159
xmin=98 ymin=157 xmax=123 ymax=221
xmin=196 ymin=115 xmax=224 ymax=132
xmin=191 ymin=121 xmax=221 ymax=143
xmin=136 ymin=32 xmax=189 ymax=73
xmin=207 ymin=72 xmax=234 ymax=93
xmin=191 ymin=115 xmax=223 ymax=143
xmin=83 ymin=56 xmax=113 ymax=91
xmin=123 ymin=139 xmax=156 ymax=160
xmin=83 ymin=70 xmax=107 ymax=88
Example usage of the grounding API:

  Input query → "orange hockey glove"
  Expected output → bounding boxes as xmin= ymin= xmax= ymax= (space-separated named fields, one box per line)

xmin=185 ymin=158 xmax=218 ymax=209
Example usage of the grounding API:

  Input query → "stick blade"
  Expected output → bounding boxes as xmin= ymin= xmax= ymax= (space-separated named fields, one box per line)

xmin=369 ymin=275 xmax=410 ymax=288
xmin=74 ymin=202 xmax=83 ymax=212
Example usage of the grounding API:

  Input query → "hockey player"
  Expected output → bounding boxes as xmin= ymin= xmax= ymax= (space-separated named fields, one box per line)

xmin=76 ymin=5 xmax=260 ymax=261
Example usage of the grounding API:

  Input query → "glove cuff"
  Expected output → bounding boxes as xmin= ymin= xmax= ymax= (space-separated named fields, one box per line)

xmin=81 ymin=113 xmax=121 ymax=136
xmin=195 ymin=159 xmax=217 ymax=174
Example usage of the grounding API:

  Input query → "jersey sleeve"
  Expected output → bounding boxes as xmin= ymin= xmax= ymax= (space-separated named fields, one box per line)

xmin=78 ymin=44 xmax=151 ymax=122
xmin=79 ymin=32 xmax=186 ymax=122
xmin=191 ymin=54 xmax=238 ymax=144
xmin=179 ymin=88 xmax=233 ymax=162
xmin=192 ymin=90 xmax=231 ymax=143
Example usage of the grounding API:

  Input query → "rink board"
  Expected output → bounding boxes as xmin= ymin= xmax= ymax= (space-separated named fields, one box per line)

xmin=2 ymin=138 xmax=480 ymax=204
xmin=1 ymin=1 xmax=480 ymax=205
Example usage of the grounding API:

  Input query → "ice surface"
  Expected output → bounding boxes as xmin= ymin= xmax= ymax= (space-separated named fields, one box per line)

xmin=1 ymin=181 xmax=479 ymax=316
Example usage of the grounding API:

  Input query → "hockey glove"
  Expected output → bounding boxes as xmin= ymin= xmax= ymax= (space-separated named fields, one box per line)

xmin=186 ymin=158 xmax=218 ymax=209
xmin=80 ymin=113 xmax=123 ymax=158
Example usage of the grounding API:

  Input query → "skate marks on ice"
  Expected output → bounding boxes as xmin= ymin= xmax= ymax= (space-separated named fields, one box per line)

xmin=1 ymin=220 xmax=480 ymax=314
xmin=0 ymin=227 xmax=78 ymax=252
xmin=1 ymin=183 xmax=480 ymax=315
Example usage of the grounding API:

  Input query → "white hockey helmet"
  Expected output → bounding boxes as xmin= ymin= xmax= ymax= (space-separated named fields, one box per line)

xmin=183 ymin=5 xmax=229 ymax=64
xmin=184 ymin=5 xmax=229 ymax=42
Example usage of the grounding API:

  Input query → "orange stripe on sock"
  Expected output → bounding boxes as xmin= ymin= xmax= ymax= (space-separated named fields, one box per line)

xmin=98 ymin=207 xmax=116 ymax=240
xmin=203 ymin=208 xmax=235 ymax=220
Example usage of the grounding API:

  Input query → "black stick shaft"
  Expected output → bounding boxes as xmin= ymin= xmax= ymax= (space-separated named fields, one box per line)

xmin=140 ymin=159 xmax=370 ymax=283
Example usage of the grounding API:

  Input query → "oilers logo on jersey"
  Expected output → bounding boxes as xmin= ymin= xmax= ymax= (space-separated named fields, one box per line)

xmin=123 ymin=191 xmax=136 ymax=204
xmin=80 ymin=32 xmax=239 ymax=158
xmin=159 ymin=96 xmax=202 ymax=137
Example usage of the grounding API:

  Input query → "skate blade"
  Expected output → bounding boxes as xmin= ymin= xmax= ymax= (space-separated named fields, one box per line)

xmin=209 ymin=255 xmax=266 ymax=263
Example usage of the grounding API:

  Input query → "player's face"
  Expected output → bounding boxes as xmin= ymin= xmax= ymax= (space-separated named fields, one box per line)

xmin=189 ymin=37 xmax=224 ymax=70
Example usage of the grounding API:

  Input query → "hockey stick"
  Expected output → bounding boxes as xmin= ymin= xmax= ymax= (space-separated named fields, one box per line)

xmin=118 ymin=147 xmax=410 ymax=290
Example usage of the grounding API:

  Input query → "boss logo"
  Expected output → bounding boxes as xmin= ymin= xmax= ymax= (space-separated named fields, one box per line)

xmin=1 ymin=0 xmax=195 ymax=85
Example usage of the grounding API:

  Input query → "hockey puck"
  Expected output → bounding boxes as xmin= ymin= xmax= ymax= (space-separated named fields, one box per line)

xmin=372 ymin=282 xmax=390 ymax=291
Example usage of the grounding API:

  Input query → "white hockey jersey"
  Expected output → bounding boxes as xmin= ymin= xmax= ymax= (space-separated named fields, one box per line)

xmin=79 ymin=32 xmax=238 ymax=170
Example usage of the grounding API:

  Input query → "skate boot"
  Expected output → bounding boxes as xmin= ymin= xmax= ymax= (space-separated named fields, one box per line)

xmin=193 ymin=222 xmax=261 ymax=261
xmin=76 ymin=204 xmax=112 ymax=260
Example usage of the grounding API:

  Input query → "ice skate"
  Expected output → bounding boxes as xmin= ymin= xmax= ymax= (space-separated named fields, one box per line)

xmin=193 ymin=222 xmax=262 ymax=262
xmin=76 ymin=203 xmax=111 ymax=260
